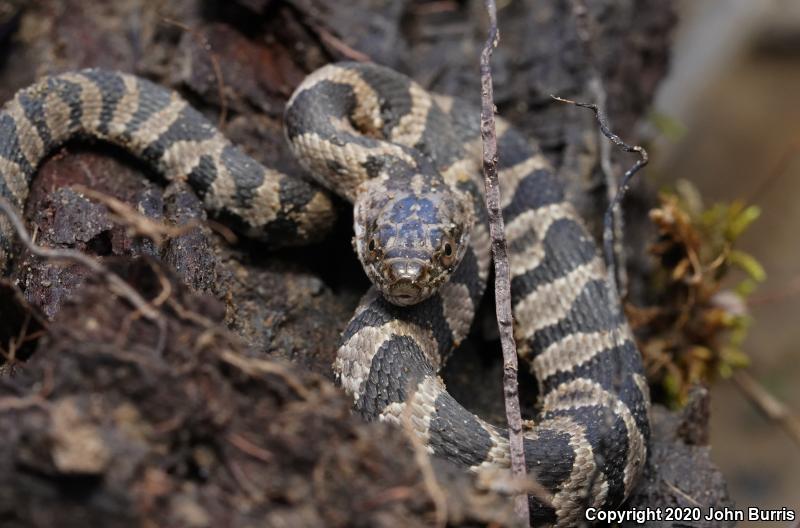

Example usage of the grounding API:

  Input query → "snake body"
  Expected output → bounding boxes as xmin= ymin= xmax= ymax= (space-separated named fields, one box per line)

xmin=0 ymin=63 xmax=650 ymax=526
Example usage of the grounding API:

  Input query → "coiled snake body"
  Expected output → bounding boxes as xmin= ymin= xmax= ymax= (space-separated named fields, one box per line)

xmin=0 ymin=63 xmax=650 ymax=526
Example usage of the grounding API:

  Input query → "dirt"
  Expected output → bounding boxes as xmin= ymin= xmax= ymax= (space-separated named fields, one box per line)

xmin=0 ymin=0 xmax=735 ymax=526
xmin=0 ymin=260 xmax=514 ymax=527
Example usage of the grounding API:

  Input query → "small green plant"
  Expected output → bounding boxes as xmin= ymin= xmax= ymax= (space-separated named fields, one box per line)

xmin=632 ymin=179 xmax=764 ymax=407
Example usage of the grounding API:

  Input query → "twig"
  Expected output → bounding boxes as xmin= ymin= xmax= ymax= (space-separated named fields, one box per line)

xmin=568 ymin=0 xmax=628 ymax=297
xmin=662 ymin=479 xmax=702 ymax=507
xmin=114 ymin=264 xmax=172 ymax=351
xmin=0 ymin=196 xmax=166 ymax=352
xmin=227 ymin=432 xmax=273 ymax=463
xmin=410 ymin=1 xmax=458 ymax=15
xmin=287 ymin=2 xmax=372 ymax=63
xmin=746 ymin=136 xmax=800 ymax=205
xmin=479 ymin=1 xmax=529 ymax=524
xmin=733 ymin=370 xmax=800 ymax=448
xmin=550 ymin=95 xmax=648 ymax=300
xmin=748 ymin=274 xmax=800 ymax=306
xmin=310 ymin=22 xmax=371 ymax=62
xmin=72 ymin=185 xmax=200 ymax=244
xmin=219 ymin=350 xmax=311 ymax=401
xmin=160 ymin=17 xmax=228 ymax=130
xmin=225 ymin=458 xmax=264 ymax=501
xmin=0 ymin=309 xmax=29 ymax=365
xmin=73 ymin=184 xmax=238 ymax=245
xmin=0 ymin=393 xmax=48 ymax=412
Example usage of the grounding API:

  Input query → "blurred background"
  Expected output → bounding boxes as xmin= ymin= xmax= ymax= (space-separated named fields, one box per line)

xmin=652 ymin=0 xmax=800 ymax=521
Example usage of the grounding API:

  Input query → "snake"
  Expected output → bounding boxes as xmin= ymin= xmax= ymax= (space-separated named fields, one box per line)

xmin=0 ymin=62 xmax=650 ymax=526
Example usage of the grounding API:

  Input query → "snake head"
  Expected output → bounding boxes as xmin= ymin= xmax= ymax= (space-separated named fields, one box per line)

xmin=354 ymin=176 xmax=473 ymax=306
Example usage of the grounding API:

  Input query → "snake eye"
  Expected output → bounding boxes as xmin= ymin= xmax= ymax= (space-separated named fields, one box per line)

xmin=439 ymin=235 xmax=456 ymax=267
xmin=367 ymin=235 xmax=381 ymax=261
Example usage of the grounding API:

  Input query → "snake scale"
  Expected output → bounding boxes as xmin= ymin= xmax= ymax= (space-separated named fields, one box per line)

xmin=0 ymin=62 xmax=650 ymax=526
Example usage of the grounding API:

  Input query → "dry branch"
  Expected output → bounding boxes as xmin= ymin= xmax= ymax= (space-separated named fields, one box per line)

xmin=550 ymin=95 xmax=648 ymax=299
xmin=311 ymin=22 xmax=371 ymax=62
xmin=161 ymin=16 xmax=229 ymax=129
xmin=734 ymin=370 xmax=800 ymax=449
xmin=220 ymin=350 xmax=312 ymax=401
xmin=567 ymin=0 xmax=629 ymax=296
xmin=72 ymin=185 xmax=200 ymax=243
xmin=478 ymin=0 xmax=529 ymax=524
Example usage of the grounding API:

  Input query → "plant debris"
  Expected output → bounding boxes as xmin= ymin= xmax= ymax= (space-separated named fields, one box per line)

xmin=633 ymin=180 xmax=764 ymax=406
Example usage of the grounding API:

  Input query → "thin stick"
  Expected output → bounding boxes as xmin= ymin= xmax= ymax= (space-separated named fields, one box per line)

xmin=72 ymin=184 xmax=238 ymax=244
xmin=479 ymin=1 xmax=529 ymax=524
xmin=748 ymin=274 xmax=800 ymax=306
xmin=161 ymin=17 xmax=228 ymax=130
xmin=226 ymin=432 xmax=274 ymax=463
xmin=311 ymin=22 xmax=371 ymax=63
xmin=550 ymin=95 xmax=648 ymax=299
xmin=72 ymin=185 xmax=200 ymax=243
xmin=734 ymin=370 xmax=800 ymax=448
xmin=746 ymin=136 xmax=800 ymax=205
xmin=568 ymin=0 xmax=628 ymax=297
xmin=662 ymin=479 xmax=702 ymax=507
xmin=219 ymin=350 xmax=312 ymax=401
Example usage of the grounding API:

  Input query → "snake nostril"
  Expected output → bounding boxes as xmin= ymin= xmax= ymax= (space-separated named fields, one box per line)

xmin=388 ymin=261 xmax=425 ymax=283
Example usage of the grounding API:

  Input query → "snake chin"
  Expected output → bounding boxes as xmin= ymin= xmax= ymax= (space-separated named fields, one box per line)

xmin=384 ymin=280 xmax=432 ymax=306
xmin=365 ymin=252 xmax=450 ymax=305
xmin=362 ymin=254 xmax=439 ymax=305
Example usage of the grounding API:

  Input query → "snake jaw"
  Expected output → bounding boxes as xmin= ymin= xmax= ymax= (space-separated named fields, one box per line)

xmin=386 ymin=279 xmax=430 ymax=306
